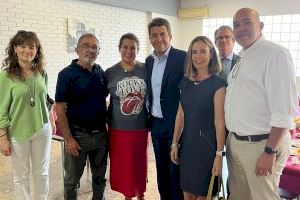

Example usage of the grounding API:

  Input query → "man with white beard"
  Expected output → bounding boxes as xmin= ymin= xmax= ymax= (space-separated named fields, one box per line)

xmin=55 ymin=33 xmax=108 ymax=200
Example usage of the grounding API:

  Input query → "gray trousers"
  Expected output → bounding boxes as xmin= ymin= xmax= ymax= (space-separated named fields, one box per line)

xmin=64 ymin=131 xmax=108 ymax=200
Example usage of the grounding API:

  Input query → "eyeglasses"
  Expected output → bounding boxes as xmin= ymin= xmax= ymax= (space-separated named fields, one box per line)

xmin=231 ymin=58 xmax=241 ymax=79
xmin=78 ymin=44 xmax=100 ymax=52
xmin=216 ymin=35 xmax=232 ymax=41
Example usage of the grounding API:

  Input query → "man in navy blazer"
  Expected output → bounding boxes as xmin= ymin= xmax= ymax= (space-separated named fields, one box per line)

xmin=146 ymin=18 xmax=186 ymax=200
xmin=215 ymin=25 xmax=239 ymax=83
xmin=215 ymin=25 xmax=239 ymax=198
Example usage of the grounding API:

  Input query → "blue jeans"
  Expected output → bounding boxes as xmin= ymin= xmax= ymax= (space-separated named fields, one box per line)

xmin=151 ymin=118 xmax=183 ymax=200
xmin=64 ymin=130 xmax=108 ymax=200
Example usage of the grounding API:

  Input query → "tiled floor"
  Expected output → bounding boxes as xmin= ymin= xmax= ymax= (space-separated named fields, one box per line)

xmin=0 ymin=139 xmax=159 ymax=200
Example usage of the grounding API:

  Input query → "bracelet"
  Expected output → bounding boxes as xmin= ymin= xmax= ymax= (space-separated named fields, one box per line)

xmin=216 ymin=151 xmax=226 ymax=157
xmin=171 ymin=143 xmax=179 ymax=149
xmin=0 ymin=133 xmax=7 ymax=137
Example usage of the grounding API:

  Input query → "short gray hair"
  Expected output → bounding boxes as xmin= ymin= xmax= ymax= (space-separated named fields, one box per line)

xmin=77 ymin=33 xmax=99 ymax=47
xmin=214 ymin=25 xmax=234 ymax=41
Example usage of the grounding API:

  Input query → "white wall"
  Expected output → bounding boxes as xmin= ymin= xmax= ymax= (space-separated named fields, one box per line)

xmin=178 ymin=0 xmax=300 ymax=48
xmin=179 ymin=0 xmax=300 ymax=89
xmin=82 ymin=0 xmax=180 ymax=16
xmin=181 ymin=0 xmax=300 ymax=18
xmin=4 ymin=0 xmax=300 ymax=96
xmin=150 ymin=13 xmax=184 ymax=51
xmin=149 ymin=13 xmax=203 ymax=51
xmin=0 ymin=0 xmax=149 ymax=97
xmin=177 ymin=18 xmax=202 ymax=50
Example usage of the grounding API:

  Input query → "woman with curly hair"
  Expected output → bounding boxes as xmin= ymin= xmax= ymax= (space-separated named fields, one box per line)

xmin=0 ymin=30 xmax=52 ymax=200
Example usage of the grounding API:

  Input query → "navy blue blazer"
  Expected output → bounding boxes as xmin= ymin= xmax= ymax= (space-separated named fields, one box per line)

xmin=146 ymin=46 xmax=186 ymax=132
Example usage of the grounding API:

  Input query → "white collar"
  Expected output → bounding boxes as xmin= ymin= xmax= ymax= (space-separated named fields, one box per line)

xmin=151 ymin=45 xmax=171 ymax=60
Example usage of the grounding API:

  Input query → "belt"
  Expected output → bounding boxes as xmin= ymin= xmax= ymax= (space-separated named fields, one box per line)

xmin=73 ymin=125 xmax=100 ymax=135
xmin=152 ymin=115 xmax=163 ymax=121
xmin=232 ymin=132 xmax=269 ymax=142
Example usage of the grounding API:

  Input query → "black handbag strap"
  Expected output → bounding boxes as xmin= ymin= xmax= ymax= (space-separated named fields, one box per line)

xmin=217 ymin=175 xmax=226 ymax=199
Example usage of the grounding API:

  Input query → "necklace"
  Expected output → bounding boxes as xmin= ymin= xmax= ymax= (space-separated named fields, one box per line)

xmin=25 ymin=76 xmax=36 ymax=107
xmin=120 ymin=64 xmax=134 ymax=75
xmin=193 ymin=81 xmax=201 ymax=85
xmin=192 ymin=74 xmax=211 ymax=85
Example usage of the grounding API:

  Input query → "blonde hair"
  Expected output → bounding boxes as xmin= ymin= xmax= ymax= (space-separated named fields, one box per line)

xmin=184 ymin=36 xmax=221 ymax=79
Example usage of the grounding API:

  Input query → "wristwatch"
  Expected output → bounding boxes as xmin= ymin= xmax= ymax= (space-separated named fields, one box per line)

xmin=264 ymin=146 xmax=277 ymax=155
xmin=216 ymin=151 xmax=226 ymax=157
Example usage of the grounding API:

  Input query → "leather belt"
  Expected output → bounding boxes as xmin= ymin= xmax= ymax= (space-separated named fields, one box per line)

xmin=152 ymin=115 xmax=163 ymax=121
xmin=232 ymin=132 xmax=269 ymax=142
xmin=73 ymin=125 xmax=100 ymax=135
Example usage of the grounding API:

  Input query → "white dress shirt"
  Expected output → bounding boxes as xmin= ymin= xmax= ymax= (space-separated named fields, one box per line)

xmin=225 ymin=36 xmax=298 ymax=136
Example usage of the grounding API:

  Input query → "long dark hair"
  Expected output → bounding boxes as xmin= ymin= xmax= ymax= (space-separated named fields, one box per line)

xmin=2 ymin=30 xmax=45 ymax=81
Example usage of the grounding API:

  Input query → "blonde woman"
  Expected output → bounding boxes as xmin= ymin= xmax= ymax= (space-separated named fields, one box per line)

xmin=171 ymin=36 xmax=226 ymax=200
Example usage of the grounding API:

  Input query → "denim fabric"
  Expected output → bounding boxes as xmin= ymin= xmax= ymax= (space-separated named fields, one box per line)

xmin=64 ymin=131 xmax=108 ymax=200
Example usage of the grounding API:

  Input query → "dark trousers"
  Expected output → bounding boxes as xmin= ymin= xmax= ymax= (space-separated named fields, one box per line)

xmin=64 ymin=131 xmax=108 ymax=200
xmin=151 ymin=118 xmax=183 ymax=200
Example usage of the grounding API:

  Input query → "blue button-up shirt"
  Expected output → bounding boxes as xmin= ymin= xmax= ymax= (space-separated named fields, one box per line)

xmin=150 ymin=46 xmax=171 ymax=118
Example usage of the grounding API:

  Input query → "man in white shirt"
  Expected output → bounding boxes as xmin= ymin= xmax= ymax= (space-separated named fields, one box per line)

xmin=225 ymin=8 xmax=298 ymax=200
xmin=215 ymin=25 xmax=239 ymax=83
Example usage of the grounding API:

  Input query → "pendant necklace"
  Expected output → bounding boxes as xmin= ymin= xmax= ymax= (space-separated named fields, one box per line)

xmin=193 ymin=74 xmax=210 ymax=85
xmin=193 ymin=77 xmax=204 ymax=85
xmin=26 ymin=76 xmax=36 ymax=107
xmin=193 ymin=80 xmax=201 ymax=85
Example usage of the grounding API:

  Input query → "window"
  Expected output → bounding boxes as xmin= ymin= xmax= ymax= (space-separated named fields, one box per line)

xmin=203 ymin=14 xmax=300 ymax=76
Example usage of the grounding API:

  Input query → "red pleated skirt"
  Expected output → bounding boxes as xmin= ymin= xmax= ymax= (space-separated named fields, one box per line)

xmin=109 ymin=128 xmax=149 ymax=198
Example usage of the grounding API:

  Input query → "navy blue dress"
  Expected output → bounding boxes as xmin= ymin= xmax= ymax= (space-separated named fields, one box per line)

xmin=179 ymin=75 xmax=227 ymax=196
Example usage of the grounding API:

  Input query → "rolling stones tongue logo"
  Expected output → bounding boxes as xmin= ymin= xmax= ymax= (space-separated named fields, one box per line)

xmin=121 ymin=92 xmax=143 ymax=115
xmin=115 ymin=76 xmax=146 ymax=115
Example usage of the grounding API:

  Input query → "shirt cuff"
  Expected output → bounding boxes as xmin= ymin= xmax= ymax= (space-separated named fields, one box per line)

xmin=270 ymin=113 xmax=295 ymax=129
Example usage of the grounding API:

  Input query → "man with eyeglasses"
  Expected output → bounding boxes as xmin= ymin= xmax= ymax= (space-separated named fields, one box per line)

xmin=225 ymin=8 xmax=298 ymax=200
xmin=214 ymin=25 xmax=239 ymax=197
xmin=55 ymin=33 xmax=108 ymax=200
xmin=215 ymin=25 xmax=239 ymax=83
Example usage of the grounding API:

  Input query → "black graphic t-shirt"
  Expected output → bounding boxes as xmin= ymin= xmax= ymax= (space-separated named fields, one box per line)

xmin=105 ymin=62 xmax=147 ymax=130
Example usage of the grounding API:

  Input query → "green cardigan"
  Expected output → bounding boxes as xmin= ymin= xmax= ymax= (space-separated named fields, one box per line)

xmin=0 ymin=71 xmax=49 ymax=143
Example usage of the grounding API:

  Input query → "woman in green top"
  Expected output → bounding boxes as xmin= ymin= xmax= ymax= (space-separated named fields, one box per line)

xmin=0 ymin=30 xmax=52 ymax=200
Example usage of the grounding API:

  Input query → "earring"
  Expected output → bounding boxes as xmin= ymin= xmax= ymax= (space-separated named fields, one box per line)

xmin=35 ymin=54 xmax=38 ymax=59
